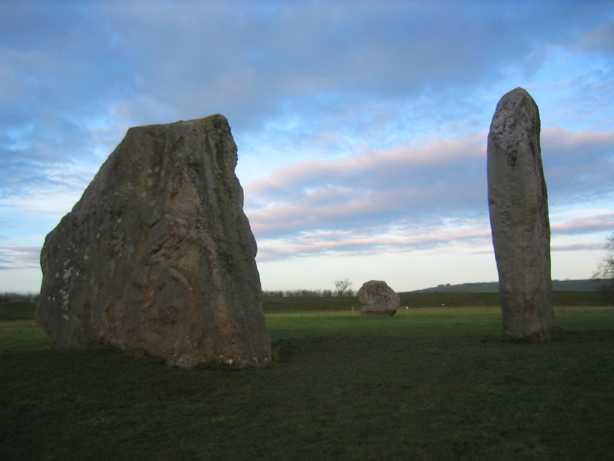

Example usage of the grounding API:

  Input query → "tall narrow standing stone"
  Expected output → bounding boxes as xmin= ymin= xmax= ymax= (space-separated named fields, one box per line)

xmin=38 ymin=115 xmax=271 ymax=367
xmin=487 ymin=88 xmax=555 ymax=340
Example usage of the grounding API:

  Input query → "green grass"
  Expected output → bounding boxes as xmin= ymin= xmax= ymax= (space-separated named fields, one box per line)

xmin=2 ymin=303 xmax=614 ymax=460
xmin=0 ymin=301 xmax=37 ymax=321
xmin=263 ymin=295 xmax=357 ymax=312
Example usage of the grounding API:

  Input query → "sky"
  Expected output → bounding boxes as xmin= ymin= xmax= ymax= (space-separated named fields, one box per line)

xmin=1 ymin=0 xmax=613 ymax=293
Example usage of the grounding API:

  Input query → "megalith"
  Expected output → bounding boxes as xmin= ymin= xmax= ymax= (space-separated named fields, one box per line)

xmin=38 ymin=115 xmax=271 ymax=367
xmin=487 ymin=88 xmax=555 ymax=340
xmin=357 ymin=280 xmax=399 ymax=316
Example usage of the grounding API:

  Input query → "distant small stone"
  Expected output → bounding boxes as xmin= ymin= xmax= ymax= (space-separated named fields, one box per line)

xmin=357 ymin=281 xmax=399 ymax=316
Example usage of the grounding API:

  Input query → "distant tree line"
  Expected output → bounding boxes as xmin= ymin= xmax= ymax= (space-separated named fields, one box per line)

xmin=264 ymin=279 xmax=355 ymax=298
xmin=0 ymin=292 xmax=39 ymax=304
xmin=263 ymin=289 xmax=355 ymax=298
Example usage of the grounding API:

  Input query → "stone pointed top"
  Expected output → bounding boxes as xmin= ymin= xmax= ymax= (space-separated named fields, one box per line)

xmin=492 ymin=87 xmax=539 ymax=118
xmin=489 ymin=87 xmax=540 ymax=151
xmin=503 ymin=86 xmax=531 ymax=99
xmin=127 ymin=113 xmax=230 ymax=133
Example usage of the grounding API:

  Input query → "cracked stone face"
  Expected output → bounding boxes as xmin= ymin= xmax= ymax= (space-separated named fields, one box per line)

xmin=38 ymin=115 xmax=271 ymax=367
xmin=487 ymin=88 xmax=555 ymax=341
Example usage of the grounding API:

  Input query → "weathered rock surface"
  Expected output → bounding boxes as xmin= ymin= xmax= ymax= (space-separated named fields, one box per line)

xmin=487 ymin=88 xmax=555 ymax=340
xmin=357 ymin=280 xmax=399 ymax=316
xmin=38 ymin=115 xmax=271 ymax=367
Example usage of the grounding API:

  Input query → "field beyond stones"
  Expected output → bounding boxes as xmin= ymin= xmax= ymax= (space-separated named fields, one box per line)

xmin=2 ymin=302 xmax=614 ymax=460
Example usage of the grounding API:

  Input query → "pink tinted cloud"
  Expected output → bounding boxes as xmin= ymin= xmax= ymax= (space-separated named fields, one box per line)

xmin=246 ymin=132 xmax=485 ymax=198
xmin=247 ymin=126 xmax=614 ymax=204
xmin=257 ymin=222 xmax=492 ymax=261
xmin=246 ymin=126 xmax=614 ymax=240
xmin=551 ymin=243 xmax=606 ymax=252
xmin=551 ymin=212 xmax=614 ymax=234
xmin=0 ymin=246 xmax=41 ymax=270
xmin=249 ymin=186 xmax=430 ymax=236
xmin=257 ymin=211 xmax=614 ymax=262
xmin=542 ymin=127 xmax=614 ymax=154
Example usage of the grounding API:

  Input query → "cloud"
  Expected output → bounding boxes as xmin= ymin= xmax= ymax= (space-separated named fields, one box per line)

xmin=246 ymin=126 xmax=614 ymax=240
xmin=246 ymin=133 xmax=487 ymax=238
xmin=551 ymin=212 xmax=614 ymax=235
xmin=551 ymin=242 xmax=606 ymax=252
xmin=1 ymin=1 xmax=612 ymax=205
xmin=257 ymin=221 xmax=491 ymax=262
xmin=0 ymin=246 xmax=40 ymax=271
xmin=575 ymin=21 xmax=614 ymax=56
xmin=83 ymin=0 xmax=608 ymax=137
xmin=256 ymin=211 xmax=613 ymax=262
xmin=2 ymin=210 xmax=606 ymax=271
xmin=2 ymin=1 xmax=608 ymax=132
xmin=246 ymin=123 xmax=614 ymax=262
xmin=258 ymin=208 xmax=614 ymax=262
xmin=248 ymin=134 xmax=484 ymax=199
xmin=1 ymin=0 xmax=613 ymax=287
xmin=0 ymin=161 xmax=96 ymax=216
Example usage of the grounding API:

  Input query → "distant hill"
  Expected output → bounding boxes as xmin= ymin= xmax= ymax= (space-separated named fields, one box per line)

xmin=414 ymin=279 xmax=611 ymax=293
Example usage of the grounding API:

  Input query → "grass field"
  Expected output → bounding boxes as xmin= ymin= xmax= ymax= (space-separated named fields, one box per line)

xmin=2 ymin=303 xmax=614 ymax=460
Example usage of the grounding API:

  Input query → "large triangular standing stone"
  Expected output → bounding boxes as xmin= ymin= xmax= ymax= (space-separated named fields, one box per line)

xmin=38 ymin=115 xmax=271 ymax=367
